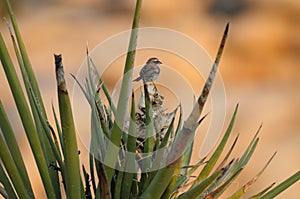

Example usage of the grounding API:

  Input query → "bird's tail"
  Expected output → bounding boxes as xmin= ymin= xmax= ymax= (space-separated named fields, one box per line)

xmin=133 ymin=76 xmax=142 ymax=82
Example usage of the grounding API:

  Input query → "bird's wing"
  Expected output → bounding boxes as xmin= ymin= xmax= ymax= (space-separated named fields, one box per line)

xmin=140 ymin=65 xmax=153 ymax=76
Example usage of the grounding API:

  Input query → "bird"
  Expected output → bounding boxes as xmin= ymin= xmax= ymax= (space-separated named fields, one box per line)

xmin=133 ymin=57 xmax=162 ymax=82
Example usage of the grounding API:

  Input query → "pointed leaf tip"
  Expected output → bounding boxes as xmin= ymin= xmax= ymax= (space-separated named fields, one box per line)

xmin=221 ymin=23 xmax=229 ymax=45
xmin=215 ymin=23 xmax=230 ymax=64
xmin=86 ymin=42 xmax=90 ymax=55
xmin=225 ymin=22 xmax=230 ymax=33
xmin=198 ymin=112 xmax=209 ymax=124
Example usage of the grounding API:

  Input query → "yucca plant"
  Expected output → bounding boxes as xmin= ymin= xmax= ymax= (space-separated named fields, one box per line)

xmin=0 ymin=0 xmax=299 ymax=198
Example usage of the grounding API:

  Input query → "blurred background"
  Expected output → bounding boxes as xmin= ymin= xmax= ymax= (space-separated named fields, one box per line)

xmin=0 ymin=0 xmax=299 ymax=198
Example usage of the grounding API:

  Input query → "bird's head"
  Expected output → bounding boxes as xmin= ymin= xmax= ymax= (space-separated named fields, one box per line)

xmin=146 ymin=57 xmax=162 ymax=65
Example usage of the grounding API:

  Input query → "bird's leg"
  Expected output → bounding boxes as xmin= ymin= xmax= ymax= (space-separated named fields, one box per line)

xmin=151 ymin=81 xmax=158 ymax=91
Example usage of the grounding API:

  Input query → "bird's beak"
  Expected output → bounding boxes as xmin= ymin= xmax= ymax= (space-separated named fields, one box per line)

xmin=158 ymin=61 xmax=162 ymax=64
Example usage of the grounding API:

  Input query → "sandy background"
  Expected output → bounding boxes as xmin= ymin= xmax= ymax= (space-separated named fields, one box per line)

xmin=0 ymin=0 xmax=299 ymax=198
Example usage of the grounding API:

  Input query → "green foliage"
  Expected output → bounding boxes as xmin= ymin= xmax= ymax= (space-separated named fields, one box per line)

xmin=0 ymin=0 xmax=299 ymax=199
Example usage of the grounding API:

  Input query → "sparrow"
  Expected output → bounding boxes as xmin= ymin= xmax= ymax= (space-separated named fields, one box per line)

xmin=133 ymin=57 xmax=162 ymax=82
